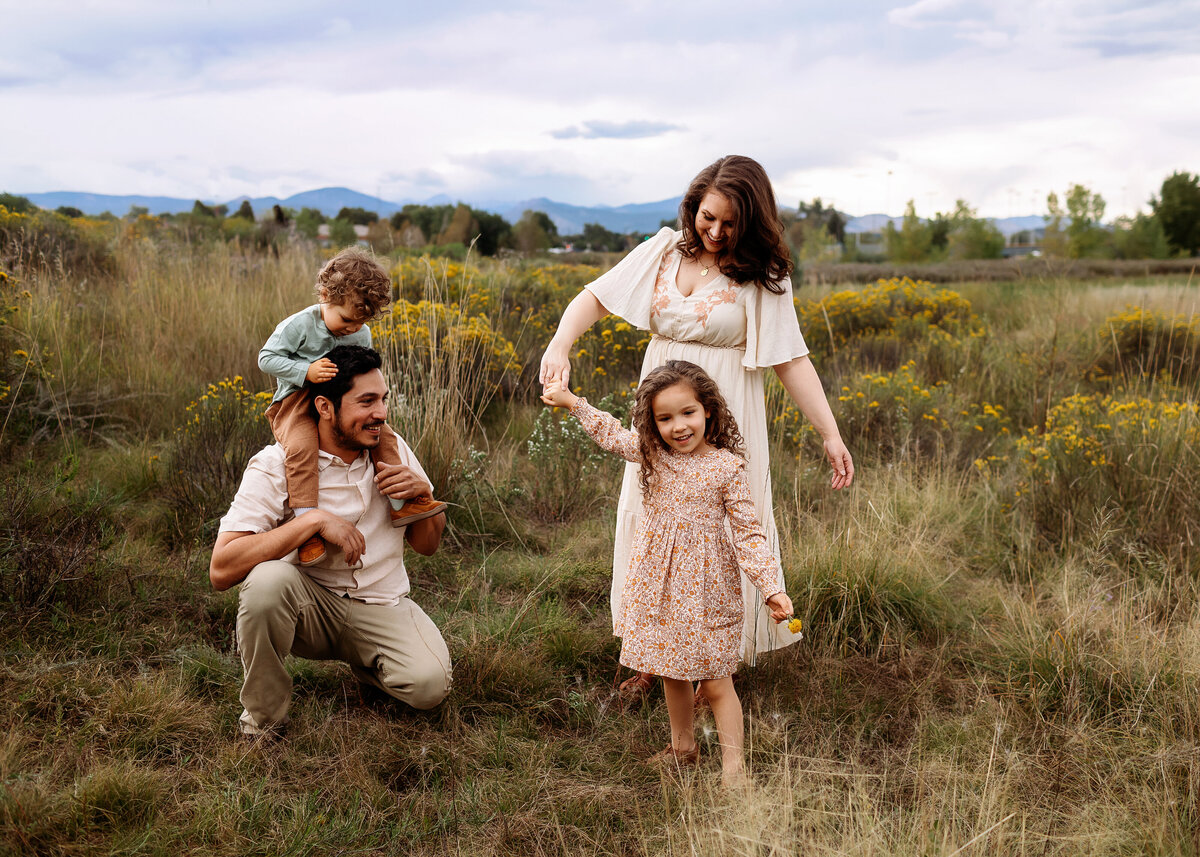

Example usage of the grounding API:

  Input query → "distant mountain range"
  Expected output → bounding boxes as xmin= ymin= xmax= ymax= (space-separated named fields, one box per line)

xmin=17 ymin=187 xmax=1046 ymax=238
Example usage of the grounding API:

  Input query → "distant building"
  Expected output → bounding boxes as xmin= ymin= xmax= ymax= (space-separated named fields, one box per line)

xmin=316 ymin=223 xmax=371 ymax=247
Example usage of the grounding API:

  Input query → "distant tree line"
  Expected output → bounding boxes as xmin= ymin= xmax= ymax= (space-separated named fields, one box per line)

xmin=782 ymin=171 xmax=1200 ymax=265
xmin=3 ymin=169 xmax=1197 ymax=263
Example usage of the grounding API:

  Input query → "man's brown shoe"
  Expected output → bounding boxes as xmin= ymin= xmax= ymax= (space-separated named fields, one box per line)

xmin=298 ymin=534 xmax=326 ymax=566
xmin=390 ymin=496 xmax=447 ymax=528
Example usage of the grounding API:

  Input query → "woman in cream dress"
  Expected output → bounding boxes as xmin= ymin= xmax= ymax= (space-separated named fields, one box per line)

xmin=540 ymin=155 xmax=854 ymax=695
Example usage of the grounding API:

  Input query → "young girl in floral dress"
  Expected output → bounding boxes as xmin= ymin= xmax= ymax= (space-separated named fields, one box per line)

xmin=542 ymin=360 xmax=795 ymax=786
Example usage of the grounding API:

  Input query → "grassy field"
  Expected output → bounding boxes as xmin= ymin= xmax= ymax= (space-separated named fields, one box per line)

xmin=2 ymin=224 xmax=1200 ymax=855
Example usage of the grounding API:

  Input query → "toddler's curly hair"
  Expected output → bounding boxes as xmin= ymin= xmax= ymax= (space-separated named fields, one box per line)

xmin=315 ymin=246 xmax=392 ymax=319
xmin=631 ymin=360 xmax=745 ymax=499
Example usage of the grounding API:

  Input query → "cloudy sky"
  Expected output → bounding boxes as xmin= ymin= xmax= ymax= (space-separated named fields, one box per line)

xmin=3 ymin=0 xmax=1198 ymax=218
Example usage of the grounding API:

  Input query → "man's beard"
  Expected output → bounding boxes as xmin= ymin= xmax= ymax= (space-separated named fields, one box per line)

xmin=331 ymin=412 xmax=383 ymax=452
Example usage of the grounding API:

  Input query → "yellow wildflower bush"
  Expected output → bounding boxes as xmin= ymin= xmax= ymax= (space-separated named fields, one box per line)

xmin=390 ymin=256 xmax=487 ymax=309
xmin=373 ymin=299 xmax=521 ymax=407
xmin=491 ymin=262 xmax=604 ymax=358
xmin=0 ymin=205 xmax=116 ymax=276
xmin=161 ymin=376 xmax=273 ymax=543
xmin=571 ymin=318 xmax=650 ymax=398
xmin=0 ymin=268 xmax=26 ymax=412
xmin=772 ymin=359 xmax=1011 ymax=462
xmin=796 ymin=277 xmax=981 ymax=359
xmin=0 ymin=267 xmax=57 ymax=446
xmin=1010 ymin=393 xmax=1200 ymax=551
xmin=1088 ymin=306 xmax=1200 ymax=385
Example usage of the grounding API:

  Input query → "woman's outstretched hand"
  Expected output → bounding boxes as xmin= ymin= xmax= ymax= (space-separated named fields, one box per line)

xmin=824 ymin=437 xmax=855 ymax=490
xmin=540 ymin=377 xmax=579 ymax=410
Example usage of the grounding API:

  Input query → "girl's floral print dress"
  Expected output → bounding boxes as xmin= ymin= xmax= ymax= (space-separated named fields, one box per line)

xmin=569 ymin=398 xmax=783 ymax=681
xmin=583 ymin=227 xmax=809 ymax=663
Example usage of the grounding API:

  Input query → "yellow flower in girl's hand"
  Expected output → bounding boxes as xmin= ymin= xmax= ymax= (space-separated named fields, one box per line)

xmin=787 ymin=617 xmax=803 ymax=635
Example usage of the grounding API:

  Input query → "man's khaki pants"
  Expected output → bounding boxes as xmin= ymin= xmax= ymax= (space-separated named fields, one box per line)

xmin=235 ymin=561 xmax=452 ymax=735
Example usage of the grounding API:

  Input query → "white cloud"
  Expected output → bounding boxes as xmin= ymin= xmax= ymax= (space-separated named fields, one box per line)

xmin=1 ymin=0 xmax=1197 ymax=217
xmin=888 ymin=0 xmax=972 ymax=28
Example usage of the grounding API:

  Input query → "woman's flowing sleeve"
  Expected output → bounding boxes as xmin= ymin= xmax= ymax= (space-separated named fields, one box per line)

xmin=723 ymin=457 xmax=783 ymax=599
xmin=742 ymin=275 xmax=810 ymax=369
xmin=583 ymin=227 xmax=677 ymax=330
xmin=568 ymin=398 xmax=642 ymax=463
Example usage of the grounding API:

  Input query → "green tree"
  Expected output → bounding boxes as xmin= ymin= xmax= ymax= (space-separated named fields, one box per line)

xmin=945 ymin=200 xmax=1005 ymax=260
xmin=886 ymin=201 xmax=933 ymax=263
xmin=1041 ymin=192 xmax=1068 ymax=257
xmin=435 ymin=204 xmax=475 ymax=245
xmin=577 ymin=222 xmax=626 ymax=252
xmin=927 ymin=211 xmax=952 ymax=254
xmin=295 ymin=207 xmax=325 ymax=240
xmin=392 ymin=204 xmax=455 ymax=241
xmin=1065 ymin=183 xmax=1108 ymax=258
xmin=55 ymin=206 xmax=84 ymax=218
xmin=798 ymin=198 xmax=846 ymax=244
xmin=233 ymin=200 xmax=255 ymax=221
xmin=1151 ymin=171 xmax=1200 ymax=256
xmin=336 ymin=206 xmax=379 ymax=225
xmin=514 ymin=209 xmax=558 ymax=253
xmin=1111 ymin=213 xmax=1171 ymax=259
xmin=192 ymin=200 xmax=216 ymax=218
xmin=221 ymin=216 xmax=256 ymax=242
xmin=472 ymin=209 xmax=511 ymax=256
xmin=0 ymin=193 xmax=36 ymax=213
xmin=787 ymin=198 xmax=846 ymax=262
xmin=328 ymin=218 xmax=358 ymax=247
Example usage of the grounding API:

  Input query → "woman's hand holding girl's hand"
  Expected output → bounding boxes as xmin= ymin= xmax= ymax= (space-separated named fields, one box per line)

xmin=538 ymin=345 xmax=571 ymax=388
xmin=766 ymin=592 xmax=794 ymax=622
xmin=540 ymin=378 xmax=579 ymax=410
xmin=306 ymin=357 xmax=338 ymax=383
xmin=823 ymin=436 xmax=855 ymax=490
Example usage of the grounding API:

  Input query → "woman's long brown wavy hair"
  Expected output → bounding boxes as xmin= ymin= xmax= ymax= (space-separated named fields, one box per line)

xmin=631 ymin=360 xmax=745 ymax=499
xmin=676 ymin=155 xmax=792 ymax=294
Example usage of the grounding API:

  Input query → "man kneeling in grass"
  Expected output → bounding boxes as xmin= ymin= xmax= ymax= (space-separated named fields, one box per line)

xmin=209 ymin=345 xmax=451 ymax=738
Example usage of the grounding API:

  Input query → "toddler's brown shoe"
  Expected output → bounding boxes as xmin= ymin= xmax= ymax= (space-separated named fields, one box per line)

xmin=298 ymin=534 xmax=326 ymax=566
xmin=390 ymin=496 xmax=447 ymax=527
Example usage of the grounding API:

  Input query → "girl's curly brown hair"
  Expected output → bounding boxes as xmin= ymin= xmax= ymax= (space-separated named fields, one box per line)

xmin=677 ymin=155 xmax=792 ymax=295
xmin=315 ymin=246 xmax=393 ymax=319
xmin=631 ymin=360 xmax=745 ymax=499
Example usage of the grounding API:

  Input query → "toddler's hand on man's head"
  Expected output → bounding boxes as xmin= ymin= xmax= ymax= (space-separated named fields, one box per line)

xmin=306 ymin=357 xmax=339 ymax=384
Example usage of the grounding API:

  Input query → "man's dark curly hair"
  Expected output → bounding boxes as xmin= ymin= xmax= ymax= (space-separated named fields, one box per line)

xmin=306 ymin=345 xmax=383 ymax=419
xmin=631 ymin=360 xmax=745 ymax=499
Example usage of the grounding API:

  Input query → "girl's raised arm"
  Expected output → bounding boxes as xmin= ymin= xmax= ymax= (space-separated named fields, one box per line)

xmin=568 ymin=399 xmax=641 ymax=463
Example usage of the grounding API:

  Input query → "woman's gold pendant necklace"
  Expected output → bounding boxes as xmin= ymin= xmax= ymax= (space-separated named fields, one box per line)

xmin=700 ymin=256 xmax=716 ymax=276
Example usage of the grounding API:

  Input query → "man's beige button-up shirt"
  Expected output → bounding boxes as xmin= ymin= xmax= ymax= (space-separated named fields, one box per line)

xmin=218 ymin=440 xmax=430 ymax=605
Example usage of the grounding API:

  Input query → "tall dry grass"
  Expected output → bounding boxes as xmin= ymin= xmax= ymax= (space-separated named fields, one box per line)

xmin=4 ymin=239 xmax=318 ymax=446
xmin=3 ymin=225 xmax=1200 ymax=855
